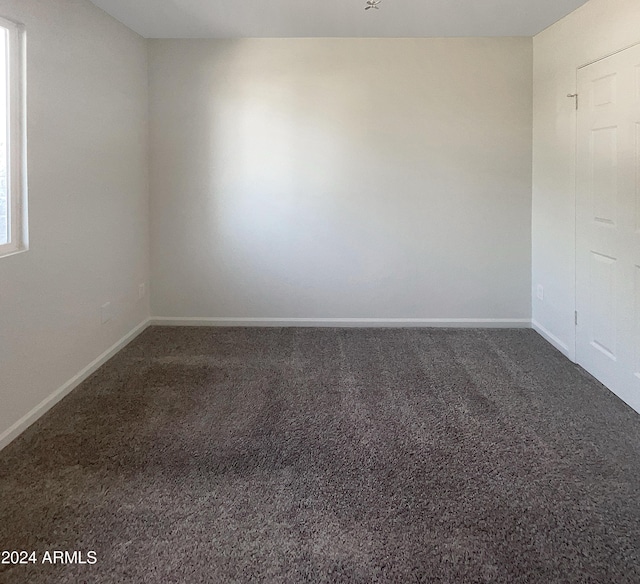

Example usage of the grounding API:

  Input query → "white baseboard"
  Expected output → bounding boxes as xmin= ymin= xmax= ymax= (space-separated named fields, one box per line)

xmin=0 ymin=318 xmax=151 ymax=452
xmin=532 ymin=319 xmax=574 ymax=360
xmin=151 ymin=316 xmax=531 ymax=329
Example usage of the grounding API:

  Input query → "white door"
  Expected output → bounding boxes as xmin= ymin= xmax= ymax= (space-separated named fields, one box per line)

xmin=576 ymin=43 xmax=640 ymax=413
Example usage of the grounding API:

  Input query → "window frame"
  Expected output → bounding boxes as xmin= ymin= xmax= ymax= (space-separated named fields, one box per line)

xmin=0 ymin=16 xmax=26 ymax=258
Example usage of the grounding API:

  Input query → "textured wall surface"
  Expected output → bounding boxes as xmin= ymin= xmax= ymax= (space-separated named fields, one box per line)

xmin=0 ymin=0 xmax=150 ymax=442
xmin=149 ymin=38 xmax=533 ymax=322
xmin=532 ymin=0 xmax=640 ymax=358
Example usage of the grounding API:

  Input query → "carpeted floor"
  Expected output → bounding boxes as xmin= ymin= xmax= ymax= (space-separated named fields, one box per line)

xmin=1 ymin=327 xmax=639 ymax=583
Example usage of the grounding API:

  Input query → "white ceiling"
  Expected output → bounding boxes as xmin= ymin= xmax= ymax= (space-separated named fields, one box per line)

xmin=89 ymin=0 xmax=590 ymax=39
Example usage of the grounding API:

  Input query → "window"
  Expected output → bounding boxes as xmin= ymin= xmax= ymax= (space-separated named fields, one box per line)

xmin=0 ymin=17 xmax=26 ymax=257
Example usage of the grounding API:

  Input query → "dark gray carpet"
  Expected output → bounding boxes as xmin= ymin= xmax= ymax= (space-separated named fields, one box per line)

xmin=1 ymin=327 xmax=640 ymax=583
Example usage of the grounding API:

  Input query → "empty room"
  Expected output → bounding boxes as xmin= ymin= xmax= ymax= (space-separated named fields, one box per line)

xmin=1 ymin=0 xmax=639 ymax=581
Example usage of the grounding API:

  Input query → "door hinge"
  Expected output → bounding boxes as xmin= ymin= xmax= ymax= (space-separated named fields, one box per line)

xmin=567 ymin=93 xmax=578 ymax=110
xmin=575 ymin=311 xmax=578 ymax=326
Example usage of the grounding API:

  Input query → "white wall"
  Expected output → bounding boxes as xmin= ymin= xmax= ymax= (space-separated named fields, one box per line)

xmin=149 ymin=38 xmax=533 ymax=324
xmin=532 ymin=0 xmax=640 ymax=358
xmin=0 ymin=0 xmax=149 ymax=445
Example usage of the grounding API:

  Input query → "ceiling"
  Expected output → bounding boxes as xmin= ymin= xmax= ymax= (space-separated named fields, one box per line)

xmin=89 ymin=0 xmax=590 ymax=39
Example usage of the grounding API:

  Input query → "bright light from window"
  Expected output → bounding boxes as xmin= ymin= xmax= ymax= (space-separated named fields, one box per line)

xmin=0 ymin=26 xmax=8 ymax=246
xmin=0 ymin=17 xmax=26 ymax=258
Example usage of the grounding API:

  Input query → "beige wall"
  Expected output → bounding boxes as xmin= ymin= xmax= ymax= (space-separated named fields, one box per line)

xmin=0 ymin=0 xmax=150 ymax=445
xmin=532 ymin=0 xmax=640 ymax=358
xmin=149 ymin=38 xmax=533 ymax=324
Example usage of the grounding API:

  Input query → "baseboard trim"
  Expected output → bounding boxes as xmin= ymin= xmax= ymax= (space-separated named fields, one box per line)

xmin=150 ymin=317 xmax=532 ymax=329
xmin=532 ymin=319 xmax=573 ymax=360
xmin=0 ymin=318 xmax=151 ymax=452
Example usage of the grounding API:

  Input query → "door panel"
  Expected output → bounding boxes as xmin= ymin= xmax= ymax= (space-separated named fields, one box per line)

xmin=593 ymin=73 xmax=616 ymax=106
xmin=636 ymin=122 xmax=640 ymax=232
xmin=576 ymin=43 xmax=640 ymax=413
xmin=635 ymin=265 xmax=640 ymax=380
xmin=591 ymin=126 xmax=618 ymax=224
xmin=589 ymin=251 xmax=617 ymax=360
